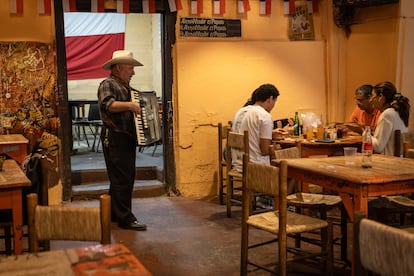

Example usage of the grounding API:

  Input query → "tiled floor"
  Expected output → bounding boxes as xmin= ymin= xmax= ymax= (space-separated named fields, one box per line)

xmin=50 ymin=196 xmax=352 ymax=276
xmin=1 ymin=137 xmax=353 ymax=275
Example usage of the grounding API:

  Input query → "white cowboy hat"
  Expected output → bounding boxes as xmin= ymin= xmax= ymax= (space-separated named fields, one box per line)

xmin=102 ymin=50 xmax=143 ymax=70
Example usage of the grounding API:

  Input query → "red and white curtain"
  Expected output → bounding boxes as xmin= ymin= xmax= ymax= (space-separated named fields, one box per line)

xmin=64 ymin=13 xmax=126 ymax=80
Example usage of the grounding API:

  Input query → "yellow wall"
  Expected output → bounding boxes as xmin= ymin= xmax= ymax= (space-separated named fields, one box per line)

xmin=0 ymin=1 xmax=54 ymax=42
xmin=343 ymin=5 xmax=400 ymax=120
xmin=397 ymin=0 xmax=414 ymax=130
xmin=174 ymin=1 xmax=328 ymax=195
xmin=174 ymin=0 xmax=403 ymax=196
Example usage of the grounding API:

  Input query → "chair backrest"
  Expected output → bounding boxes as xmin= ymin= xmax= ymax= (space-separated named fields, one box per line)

xmin=218 ymin=122 xmax=228 ymax=164
xmin=244 ymin=158 xmax=287 ymax=197
xmin=226 ymin=128 xmax=249 ymax=172
xmin=395 ymin=130 xmax=414 ymax=157
xmin=243 ymin=153 xmax=288 ymax=210
xmin=354 ymin=211 xmax=414 ymax=275
xmin=395 ymin=130 xmax=402 ymax=157
xmin=404 ymin=141 xmax=414 ymax=159
xmin=270 ymin=146 xmax=300 ymax=160
xmin=88 ymin=103 xmax=101 ymax=121
xmin=27 ymin=193 xmax=111 ymax=252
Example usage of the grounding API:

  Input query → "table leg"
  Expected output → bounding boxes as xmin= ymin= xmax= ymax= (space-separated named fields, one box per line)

xmin=11 ymin=189 xmax=23 ymax=255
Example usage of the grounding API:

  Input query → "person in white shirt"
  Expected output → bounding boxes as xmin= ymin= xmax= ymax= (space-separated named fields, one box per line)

xmin=370 ymin=81 xmax=410 ymax=156
xmin=231 ymin=83 xmax=280 ymax=172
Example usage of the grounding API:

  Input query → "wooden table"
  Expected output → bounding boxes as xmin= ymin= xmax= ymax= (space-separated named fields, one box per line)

xmin=272 ymin=155 xmax=414 ymax=275
xmin=274 ymin=136 xmax=362 ymax=157
xmin=0 ymin=159 xmax=31 ymax=255
xmin=0 ymin=134 xmax=29 ymax=164
xmin=0 ymin=243 xmax=152 ymax=275
xmin=272 ymin=155 xmax=414 ymax=221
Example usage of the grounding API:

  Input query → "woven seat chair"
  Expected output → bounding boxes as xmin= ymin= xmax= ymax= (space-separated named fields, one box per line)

xmin=269 ymin=145 xmax=348 ymax=258
xmin=369 ymin=130 xmax=414 ymax=226
xmin=241 ymin=154 xmax=333 ymax=275
xmin=354 ymin=211 xmax=414 ymax=275
xmin=27 ymin=193 xmax=111 ymax=253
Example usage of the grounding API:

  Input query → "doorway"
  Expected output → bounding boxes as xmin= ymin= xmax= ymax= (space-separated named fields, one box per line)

xmin=54 ymin=2 xmax=177 ymax=200
xmin=65 ymin=12 xmax=164 ymax=173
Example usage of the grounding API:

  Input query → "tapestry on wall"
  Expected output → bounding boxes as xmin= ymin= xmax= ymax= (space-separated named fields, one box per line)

xmin=0 ymin=42 xmax=58 ymax=146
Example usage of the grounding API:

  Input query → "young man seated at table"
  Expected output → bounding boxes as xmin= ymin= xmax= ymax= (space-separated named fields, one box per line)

xmin=231 ymin=83 xmax=294 ymax=195
xmin=341 ymin=84 xmax=381 ymax=135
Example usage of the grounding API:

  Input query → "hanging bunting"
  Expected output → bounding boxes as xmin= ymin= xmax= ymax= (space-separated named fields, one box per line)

xmin=168 ymin=0 xmax=183 ymax=12
xmin=38 ymin=0 xmax=52 ymax=15
xmin=237 ymin=0 xmax=250 ymax=13
xmin=191 ymin=0 xmax=203 ymax=15
xmin=284 ymin=0 xmax=318 ymax=14
xmin=143 ymin=0 xmax=156 ymax=13
xmin=312 ymin=0 xmax=318 ymax=13
xmin=62 ymin=0 xmax=77 ymax=12
xmin=10 ymin=0 xmax=23 ymax=15
xmin=213 ymin=0 xmax=225 ymax=15
xmin=259 ymin=0 xmax=271 ymax=15
xmin=117 ymin=0 xmax=130 ymax=13
xmin=91 ymin=0 xmax=105 ymax=12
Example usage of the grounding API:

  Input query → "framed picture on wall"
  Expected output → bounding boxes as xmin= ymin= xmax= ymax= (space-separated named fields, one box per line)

xmin=288 ymin=1 xmax=315 ymax=40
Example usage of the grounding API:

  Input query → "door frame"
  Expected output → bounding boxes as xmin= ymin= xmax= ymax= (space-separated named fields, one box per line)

xmin=53 ymin=1 xmax=177 ymax=200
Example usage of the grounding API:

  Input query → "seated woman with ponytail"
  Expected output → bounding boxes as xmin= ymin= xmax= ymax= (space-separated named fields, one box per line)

xmin=370 ymin=81 xmax=410 ymax=156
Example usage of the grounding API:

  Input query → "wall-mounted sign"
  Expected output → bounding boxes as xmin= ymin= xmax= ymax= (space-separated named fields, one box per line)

xmin=180 ymin=18 xmax=241 ymax=38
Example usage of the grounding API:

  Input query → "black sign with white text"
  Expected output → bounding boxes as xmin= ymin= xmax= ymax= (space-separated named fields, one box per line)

xmin=180 ymin=18 xmax=241 ymax=38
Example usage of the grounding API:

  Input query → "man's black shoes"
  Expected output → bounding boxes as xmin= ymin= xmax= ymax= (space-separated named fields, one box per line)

xmin=118 ymin=220 xmax=147 ymax=231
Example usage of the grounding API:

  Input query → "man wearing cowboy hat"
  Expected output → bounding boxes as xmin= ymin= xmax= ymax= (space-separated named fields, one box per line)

xmin=98 ymin=50 xmax=147 ymax=231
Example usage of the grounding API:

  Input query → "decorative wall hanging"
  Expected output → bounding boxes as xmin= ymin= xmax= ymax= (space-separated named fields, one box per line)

xmin=0 ymin=42 xmax=58 ymax=145
xmin=288 ymin=1 xmax=315 ymax=40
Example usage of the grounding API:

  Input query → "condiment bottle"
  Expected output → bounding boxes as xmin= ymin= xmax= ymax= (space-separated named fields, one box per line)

xmin=361 ymin=126 xmax=373 ymax=168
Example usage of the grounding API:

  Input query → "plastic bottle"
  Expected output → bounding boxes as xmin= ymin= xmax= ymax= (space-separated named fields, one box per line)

xmin=293 ymin=112 xmax=300 ymax=136
xmin=361 ymin=126 xmax=373 ymax=168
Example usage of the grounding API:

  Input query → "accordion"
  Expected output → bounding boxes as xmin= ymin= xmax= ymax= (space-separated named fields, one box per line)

xmin=130 ymin=90 xmax=162 ymax=146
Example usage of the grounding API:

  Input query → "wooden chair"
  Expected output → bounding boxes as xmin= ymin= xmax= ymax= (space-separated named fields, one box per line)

xmin=225 ymin=128 xmax=249 ymax=217
xmin=404 ymin=140 xmax=414 ymax=158
xmin=369 ymin=130 xmax=414 ymax=226
xmin=394 ymin=130 xmax=414 ymax=157
xmin=240 ymin=154 xmax=333 ymax=275
xmin=354 ymin=211 xmax=414 ymax=275
xmin=269 ymin=145 xmax=347 ymax=260
xmin=218 ymin=122 xmax=230 ymax=205
xmin=27 ymin=193 xmax=111 ymax=253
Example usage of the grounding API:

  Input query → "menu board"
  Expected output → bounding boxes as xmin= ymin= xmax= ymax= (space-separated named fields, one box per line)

xmin=180 ymin=18 xmax=241 ymax=38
